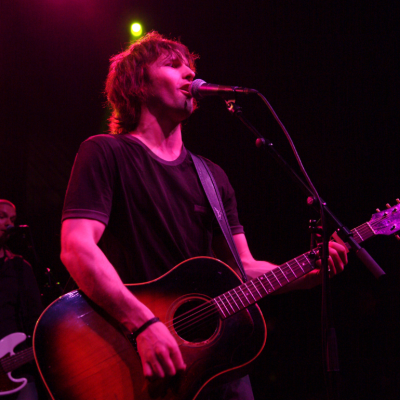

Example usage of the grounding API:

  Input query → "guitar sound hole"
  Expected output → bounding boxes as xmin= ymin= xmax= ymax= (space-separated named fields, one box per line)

xmin=173 ymin=298 xmax=219 ymax=343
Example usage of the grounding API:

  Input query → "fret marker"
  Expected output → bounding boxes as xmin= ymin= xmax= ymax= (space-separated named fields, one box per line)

xmin=258 ymin=277 xmax=268 ymax=294
xmin=294 ymin=258 xmax=305 ymax=273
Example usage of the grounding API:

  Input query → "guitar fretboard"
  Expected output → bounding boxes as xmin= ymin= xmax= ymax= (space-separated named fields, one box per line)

xmin=351 ymin=222 xmax=375 ymax=244
xmin=213 ymin=252 xmax=316 ymax=318
xmin=211 ymin=204 xmax=400 ymax=319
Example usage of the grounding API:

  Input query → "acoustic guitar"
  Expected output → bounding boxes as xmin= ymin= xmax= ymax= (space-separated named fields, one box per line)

xmin=33 ymin=203 xmax=400 ymax=400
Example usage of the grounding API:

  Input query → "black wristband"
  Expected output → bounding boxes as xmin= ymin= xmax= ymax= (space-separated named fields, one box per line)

xmin=129 ymin=317 xmax=160 ymax=340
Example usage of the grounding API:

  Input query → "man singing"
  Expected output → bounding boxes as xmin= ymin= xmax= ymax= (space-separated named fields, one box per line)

xmin=61 ymin=31 xmax=347 ymax=399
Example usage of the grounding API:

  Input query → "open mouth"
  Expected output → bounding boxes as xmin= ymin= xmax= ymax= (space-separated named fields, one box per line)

xmin=180 ymin=84 xmax=192 ymax=97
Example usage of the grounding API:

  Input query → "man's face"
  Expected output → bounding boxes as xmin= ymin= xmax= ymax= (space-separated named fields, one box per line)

xmin=145 ymin=52 xmax=195 ymax=123
xmin=0 ymin=203 xmax=16 ymax=243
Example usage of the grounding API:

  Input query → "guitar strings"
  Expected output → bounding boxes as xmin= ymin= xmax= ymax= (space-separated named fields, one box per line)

xmin=169 ymin=241 xmax=349 ymax=338
xmin=162 ymin=220 xmax=379 ymax=336
xmin=352 ymin=212 xmax=395 ymax=240
xmin=154 ymin=212 xmax=394 ymax=339
xmin=3 ymin=214 xmax=389 ymax=363
xmin=167 ymin=257 xmax=311 ymax=334
xmin=166 ymin=265 xmax=298 ymax=338
xmin=163 ymin=260 xmax=309 ymax=337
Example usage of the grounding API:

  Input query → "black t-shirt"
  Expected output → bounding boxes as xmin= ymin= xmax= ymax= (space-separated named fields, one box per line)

xmin=62 ymin=134 xmax=244 ymax=283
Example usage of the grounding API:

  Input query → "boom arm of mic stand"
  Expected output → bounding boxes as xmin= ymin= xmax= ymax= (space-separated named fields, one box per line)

xmin=225 ymin=100 xmax=385 ymax=278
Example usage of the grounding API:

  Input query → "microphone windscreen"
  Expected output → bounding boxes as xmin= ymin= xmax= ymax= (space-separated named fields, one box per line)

xmin=189 ymin=79 xmax=206 ymax=99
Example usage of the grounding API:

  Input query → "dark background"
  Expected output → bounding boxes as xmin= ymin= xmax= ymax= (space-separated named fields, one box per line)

xmin=1 ymin=1 xmax=399 ymax=399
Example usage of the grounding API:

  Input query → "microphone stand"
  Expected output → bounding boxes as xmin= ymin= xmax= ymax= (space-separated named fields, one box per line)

xmin=224 ymin=98 xmax=385 ymax=400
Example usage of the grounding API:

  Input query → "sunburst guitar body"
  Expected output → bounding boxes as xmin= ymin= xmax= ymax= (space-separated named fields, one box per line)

xmin=34 ymin=258 xmax=266 ymax=400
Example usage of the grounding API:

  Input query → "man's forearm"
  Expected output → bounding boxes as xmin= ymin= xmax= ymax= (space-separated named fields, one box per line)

xmin=61 ymin=240 xmax=154 ymax=332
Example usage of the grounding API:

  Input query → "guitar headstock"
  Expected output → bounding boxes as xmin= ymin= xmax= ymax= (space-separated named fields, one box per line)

xmin=370 ymin=199 xmax=400 ymax=238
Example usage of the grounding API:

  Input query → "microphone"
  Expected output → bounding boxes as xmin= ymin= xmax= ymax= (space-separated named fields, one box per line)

xmin=6 ymin=225 xmax=30 ymax=235
xmin=189 ymin=79 xmax=258 ymax=100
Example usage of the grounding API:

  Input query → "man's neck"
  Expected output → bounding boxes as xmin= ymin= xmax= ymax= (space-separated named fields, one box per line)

xmin=130 ymin=110 xmax=184 ymax=161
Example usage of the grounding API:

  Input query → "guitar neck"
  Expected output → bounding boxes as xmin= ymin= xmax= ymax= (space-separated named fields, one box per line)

xmin=0 ymin=347 xmax=34 ymax=373
xmin=213 ymin=251 xmax=316 ymax=318
xmin=213 ymin=220 xmax=381 ymax=318
xmin=351 ymin=222 xmax=376 ymax=244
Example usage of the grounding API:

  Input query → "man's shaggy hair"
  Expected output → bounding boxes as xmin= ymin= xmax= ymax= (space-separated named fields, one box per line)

xmin=105 ymin=31 xmax=198 ymax=135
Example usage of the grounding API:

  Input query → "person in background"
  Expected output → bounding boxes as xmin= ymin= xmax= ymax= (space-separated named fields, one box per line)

xmin=0 ymin=200 xmax=43 ymax=400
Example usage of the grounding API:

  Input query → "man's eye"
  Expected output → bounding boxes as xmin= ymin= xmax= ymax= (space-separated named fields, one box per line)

xmin=166 ymin=60 xmax=180 ymax=68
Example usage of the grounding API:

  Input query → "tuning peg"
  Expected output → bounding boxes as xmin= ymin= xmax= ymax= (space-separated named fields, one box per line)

xmin=395 ymin=235 xmax=400 ymax=241
xmin=386 ymin=203 xmax=391 ymax=209
xmin=376 ymin=208 xmax=381 ymax=213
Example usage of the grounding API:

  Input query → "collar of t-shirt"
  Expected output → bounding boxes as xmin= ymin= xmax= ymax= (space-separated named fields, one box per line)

xmin=123 ymin=135 xmax=188 ymax=166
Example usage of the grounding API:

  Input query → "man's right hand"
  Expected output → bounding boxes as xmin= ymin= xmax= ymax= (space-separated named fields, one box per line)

xmin=136 ymin=321 xmax=186 ymax=379
xmin=61 ymin=219 xmax=186 ymax=380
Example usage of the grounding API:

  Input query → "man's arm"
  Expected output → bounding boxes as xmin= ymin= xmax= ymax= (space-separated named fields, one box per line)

xmin=212 ymin=233 xmax=347 ymax=291
xmin=60 ymin=218 xmax=186 ymax=378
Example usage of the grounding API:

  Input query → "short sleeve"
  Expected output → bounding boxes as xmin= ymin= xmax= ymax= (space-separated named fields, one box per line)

xmin=62 ymin=137 xmax=116 ymax=225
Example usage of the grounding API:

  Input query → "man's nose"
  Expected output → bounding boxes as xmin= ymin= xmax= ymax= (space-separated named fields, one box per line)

xmin=182 ymin=65 xmax=195 ymax=81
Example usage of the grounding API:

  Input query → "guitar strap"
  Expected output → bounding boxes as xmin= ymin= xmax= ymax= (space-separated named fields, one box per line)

xmin=190 ymin=152 xmax=248 ymax=282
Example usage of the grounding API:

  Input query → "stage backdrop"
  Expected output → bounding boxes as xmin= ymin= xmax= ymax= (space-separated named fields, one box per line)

xmin=1 ymin=1 xmax=399 ymax=399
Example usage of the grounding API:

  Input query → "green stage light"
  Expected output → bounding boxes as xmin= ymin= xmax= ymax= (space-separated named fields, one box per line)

xmin=131 ymin=23 xmax=143 ymax=37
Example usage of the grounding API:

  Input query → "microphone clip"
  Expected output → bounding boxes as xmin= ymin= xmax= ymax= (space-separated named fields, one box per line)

xmin=225 ymin=99 xmax=242 ymax=116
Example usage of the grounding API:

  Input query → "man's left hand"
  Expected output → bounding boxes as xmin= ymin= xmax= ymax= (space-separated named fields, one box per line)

xmin=313 ymin=240 xmax=348 ymax=281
